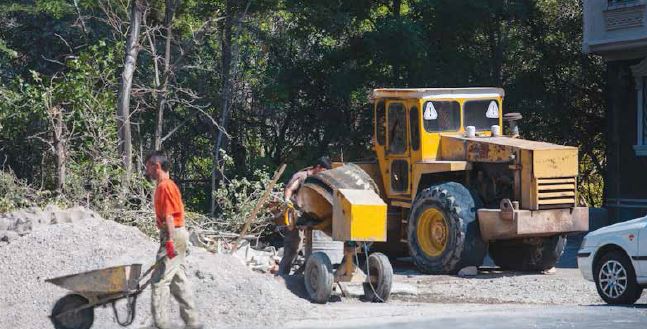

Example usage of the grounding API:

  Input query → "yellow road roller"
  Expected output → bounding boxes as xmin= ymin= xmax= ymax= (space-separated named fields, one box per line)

xmin=295 ymin=88 xmax=589 ymax=291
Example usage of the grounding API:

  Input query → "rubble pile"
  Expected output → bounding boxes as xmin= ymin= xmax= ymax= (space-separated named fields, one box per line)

xmin=0 ymin=206 xmax=313 ymax=329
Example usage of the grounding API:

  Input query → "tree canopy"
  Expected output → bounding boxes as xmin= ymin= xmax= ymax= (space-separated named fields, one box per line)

xmin=0 ymin=0 xmax=605 ymax=219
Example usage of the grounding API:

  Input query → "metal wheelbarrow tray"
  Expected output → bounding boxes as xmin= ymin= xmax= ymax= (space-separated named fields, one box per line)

xmin=46 ymin=262 xmax=157 ymax=329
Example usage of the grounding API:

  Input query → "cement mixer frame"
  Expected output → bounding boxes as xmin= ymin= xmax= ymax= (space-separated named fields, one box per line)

xmin=297 ymin=165 xmax=395 ymax=304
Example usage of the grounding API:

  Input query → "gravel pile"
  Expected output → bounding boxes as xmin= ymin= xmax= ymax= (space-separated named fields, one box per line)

xmin=0 ymin=207 xmax=314 ymax=329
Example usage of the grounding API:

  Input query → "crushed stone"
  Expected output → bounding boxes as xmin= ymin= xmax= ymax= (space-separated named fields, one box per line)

xmin=0 ymin=207 xmax=315 ymax=329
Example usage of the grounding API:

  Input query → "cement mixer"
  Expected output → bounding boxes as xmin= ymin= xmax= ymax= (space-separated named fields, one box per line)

xmin=296 ymin=164 xmax=393 ymax=304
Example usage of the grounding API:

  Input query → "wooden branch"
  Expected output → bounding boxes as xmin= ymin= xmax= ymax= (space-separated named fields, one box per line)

xmin=233 ymin=163 xmax=287 ymax=251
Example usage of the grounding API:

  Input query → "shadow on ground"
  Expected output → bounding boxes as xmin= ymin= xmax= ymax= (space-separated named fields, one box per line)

xmin=391 ymin=232 xmax=584 ymax=278
xmin=279 ymin=273 xmax=343 ymax=303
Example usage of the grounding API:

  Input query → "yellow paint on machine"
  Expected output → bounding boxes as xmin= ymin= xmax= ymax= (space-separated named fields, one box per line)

xmin=332 ymin=188 xmax=387 ymax=242
xmin=533 ymin=148 xmax=578 ymax=178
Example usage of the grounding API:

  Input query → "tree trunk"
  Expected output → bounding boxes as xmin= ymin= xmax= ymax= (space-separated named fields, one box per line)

xmin=154 ymin=0 xmax=178 ymax=151
xmin=393 ymin=0 xmax=401 ymax=17
xmin=52 ymin=106 xmax=65 ymax=192
xmin=392 ymin=0 xmax=401 ymax=84
xmin=211 ymin=0 xmax=234 ymax=215
xmin=488 ymin=20 xmax=504 ymax=86
xmin=117 ymin=0 xmax=144 ymax=186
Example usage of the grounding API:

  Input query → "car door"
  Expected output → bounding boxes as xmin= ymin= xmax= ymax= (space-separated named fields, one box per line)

xmin=639 ymin=219 xmax=647 ymax=275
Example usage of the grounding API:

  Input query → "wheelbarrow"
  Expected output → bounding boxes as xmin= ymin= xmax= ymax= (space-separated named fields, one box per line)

xmin=46 ymin=260 xmax=160 ymax=329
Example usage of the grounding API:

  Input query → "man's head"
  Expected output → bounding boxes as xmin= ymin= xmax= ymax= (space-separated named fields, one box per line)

xmin=145 ymin=151 xmax=170 ymax=181
xmin=311 ymin=156 xmax=332 ymax=175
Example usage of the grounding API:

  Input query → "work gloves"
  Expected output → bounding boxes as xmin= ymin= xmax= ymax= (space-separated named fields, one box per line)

xmin=165 ymin=240 xmax=177 ymax=259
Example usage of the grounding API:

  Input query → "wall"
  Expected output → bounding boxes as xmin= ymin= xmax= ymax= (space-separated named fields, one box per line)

xmin=605 ymin=59 xmax=647 ymax=222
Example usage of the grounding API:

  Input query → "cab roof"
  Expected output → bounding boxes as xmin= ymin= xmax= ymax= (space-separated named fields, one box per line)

xmin=371 ymin=88 xmax=505 ymax=101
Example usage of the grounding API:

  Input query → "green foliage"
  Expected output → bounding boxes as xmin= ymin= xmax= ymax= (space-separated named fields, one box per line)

xmin=211 ymin=164 xmax=283 ymax=236
xmin=0 ymin=0 xmax=607 ymax=229
xmin=0 ymin=171 xmax=47 ymax=213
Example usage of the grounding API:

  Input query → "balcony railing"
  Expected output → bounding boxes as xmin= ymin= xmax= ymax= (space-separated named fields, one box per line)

xmin=583 ymin=0 xmax=647 ymax=55
xmin=605 ymin=1 xmax=645 ymax=30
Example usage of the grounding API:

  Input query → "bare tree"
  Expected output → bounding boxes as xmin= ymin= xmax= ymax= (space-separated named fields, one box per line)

xmin=211 ymin=0 xmax=252 ymax=215
xmin=152 ymin=0 xmax=179 ymax=150
xmin=51 ymin=105 xmax=66 ymax=192
xmin=29 ymin=98 xmax=74 ymax=193
xmin=142 ymin=2 xmax=225 ymax=151
xmin=117 ymin=0 xmax=145 ymax=185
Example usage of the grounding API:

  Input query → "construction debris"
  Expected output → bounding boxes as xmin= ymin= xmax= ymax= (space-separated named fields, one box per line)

xmin=458 ymin=266 xmax=479 ymax=277
xmin=232 ymin=240 xmax=281 ymax=274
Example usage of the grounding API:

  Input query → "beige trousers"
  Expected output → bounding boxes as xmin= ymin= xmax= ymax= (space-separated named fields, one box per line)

xmin=151 ymin=227 xmax=200 ymax=327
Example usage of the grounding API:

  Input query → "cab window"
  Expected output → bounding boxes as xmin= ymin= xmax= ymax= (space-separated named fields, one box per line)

xmin=387 ymin=102 xmax=407 ymax=154
xmin=409 ymin=106 xmax=420 ymax=151
xmin=375 ymin=101 xmax=386 ymax=145
xmin=464 ymin=100 xmax=500 ymax=131
xmin=423 ymin=101 xmax=460 ymax=132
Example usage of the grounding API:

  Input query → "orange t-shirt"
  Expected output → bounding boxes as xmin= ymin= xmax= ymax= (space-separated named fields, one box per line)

xmin=154 ymin=179 xmax=185 ymax=229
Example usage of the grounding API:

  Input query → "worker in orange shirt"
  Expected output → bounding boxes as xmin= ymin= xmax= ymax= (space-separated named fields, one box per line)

xmin=145 ymin=151 xmax=203 ymax=329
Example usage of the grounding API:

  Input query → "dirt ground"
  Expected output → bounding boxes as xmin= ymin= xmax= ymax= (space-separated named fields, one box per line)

xmin=390 ymin=265 xmax=647 ymax=305
xmin=3 ymin=207 xmax=646 ymax=329
xmin=385 ymin=235 xmax=647 ymax=306
xmin=278 ymin=234 xmax=647 ymax=307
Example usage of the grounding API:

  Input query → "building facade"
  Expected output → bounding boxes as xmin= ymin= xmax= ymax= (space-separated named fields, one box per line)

xmin=584 ymin=0 xmax=647 ymax=222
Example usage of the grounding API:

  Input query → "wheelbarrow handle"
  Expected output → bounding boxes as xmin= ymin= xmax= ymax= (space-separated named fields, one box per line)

xmin=135 ymin=257 xmax=165 ymax=293
xmin=140 ymin=259 xmax=162 ymax=281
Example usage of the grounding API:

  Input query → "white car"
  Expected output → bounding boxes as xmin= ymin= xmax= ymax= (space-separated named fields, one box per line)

xmin=578 ymin=216 xmax=647 ymax=304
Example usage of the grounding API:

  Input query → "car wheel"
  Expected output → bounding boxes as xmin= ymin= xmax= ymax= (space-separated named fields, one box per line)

xmin=594 ymin=250 xmax=643 ymax=305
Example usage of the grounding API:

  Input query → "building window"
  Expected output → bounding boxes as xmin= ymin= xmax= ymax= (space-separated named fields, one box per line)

xmin=631 ymin=58 xmax=647 ymax=156
xmin=643 ymin=77 xmax=647 ymax=147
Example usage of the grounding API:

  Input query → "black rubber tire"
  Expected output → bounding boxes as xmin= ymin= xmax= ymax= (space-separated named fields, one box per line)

xmin=489 ymin=235 xmax=566 ymax=271
xmin=363 ymin=252 xmax=393 ymax=302
xmin=51 ymin=294 xmax=94 ymax=329
xmin=594 ymin=250 xmax=643 ymax=305
xmin=407 ymin=182 xmax=487 ymax=274
xmin=304 ymin=252 xmax=334 ymax=304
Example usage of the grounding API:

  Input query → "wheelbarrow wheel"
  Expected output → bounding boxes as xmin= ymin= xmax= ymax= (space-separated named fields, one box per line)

xmin=51 ymin=294 xmax=94 ymax=329
xmin=363 ymin=252 xmax=393 ymax=303
xmin=304 ymin=252 xmax=334 ymax=304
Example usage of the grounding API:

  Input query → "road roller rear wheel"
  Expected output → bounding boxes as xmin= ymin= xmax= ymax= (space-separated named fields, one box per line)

xmin=363 ymin=252 xmax=393 ymax=302
xmin=50 ymin=294 xmax=94 ymax=329
xmin=489 ymin=235 xmax=567 ymax=271
xmin=304 ymin=252 xmax=334 ymax=304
